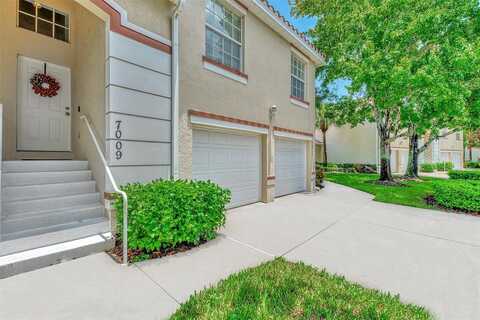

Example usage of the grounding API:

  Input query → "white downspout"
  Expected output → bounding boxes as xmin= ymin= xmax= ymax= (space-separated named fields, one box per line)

xmin=171 ymin=0 xmax=185 ymax=179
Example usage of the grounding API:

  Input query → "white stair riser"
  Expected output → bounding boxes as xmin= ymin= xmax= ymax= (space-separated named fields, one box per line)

xmin=2 ymin=217 xmax=107 ymax=241
xmin=2 ymin=161 xmax=89 ymax=173
xmin=2 ymin=171 xmax=92 ymax=187
xmin=3 ymin=206 xmax=105 ymax=234
xmin=3 ymin=181 xmax=97 ymax=202
xmin=4 ymin=193 xmax=101 ymax=216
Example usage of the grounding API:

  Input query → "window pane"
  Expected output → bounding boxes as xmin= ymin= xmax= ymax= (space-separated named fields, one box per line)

xmin=19 ymin=0 xmax=35 ymax=15
xmin=55 ymin=25 xmax=68 ymax=42
xmin=18 ymin=12 xmax=35 ymax=31
xmin=37 ymin=19 xmax=53 ymax=37
xmin=55 ymin=11 xmax=69 ymax=27
xmin=232 ymin=43 xmax=240 ymax=59
xmin=38 ymin=5 xmax=53 ymax=22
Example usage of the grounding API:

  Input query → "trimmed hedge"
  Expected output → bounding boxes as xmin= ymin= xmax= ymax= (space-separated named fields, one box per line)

xmin=448 ymin=170 xmax=480 ymax=180
xmin=114 ymin=180 xmax=231 ymax=251
xmin=465 ymin=161 xmax=480 ymax=169
xmin=317 ymin=162 xmax=377 ymax=173
xmin=435 ymin=162 xmax=453 ymax=171
xmin=433 ymin=180 xmax=480 ymax=212
xmin=420 ymin=163 xmax=435 ymax=173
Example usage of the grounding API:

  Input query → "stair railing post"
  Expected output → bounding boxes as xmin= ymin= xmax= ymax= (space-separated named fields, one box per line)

xmin=80 ymin=115 xmax=128 ymax=265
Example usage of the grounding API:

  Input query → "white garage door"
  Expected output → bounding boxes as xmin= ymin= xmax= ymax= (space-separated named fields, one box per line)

xmin=193 ymin=129 xmax=261 ymax=208
xmin=275 ymin=138 xmax=307 ymax=197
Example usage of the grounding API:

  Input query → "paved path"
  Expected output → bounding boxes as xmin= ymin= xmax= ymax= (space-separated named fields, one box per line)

xmin=1 ymin=182 xmax=479 ymax=320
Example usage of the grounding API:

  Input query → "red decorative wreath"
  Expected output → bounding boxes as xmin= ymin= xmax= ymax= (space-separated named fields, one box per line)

xmin=30 ymin=73 xmax=61 ymax=97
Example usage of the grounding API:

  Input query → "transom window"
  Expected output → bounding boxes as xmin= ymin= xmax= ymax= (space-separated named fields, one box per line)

xmin=291 ymin=54 xmax=306 ymax=100
xmin=205 ymin=0 xmax=242 ymax=71
xmin=18 ymin=0 xmax=70 ymax=43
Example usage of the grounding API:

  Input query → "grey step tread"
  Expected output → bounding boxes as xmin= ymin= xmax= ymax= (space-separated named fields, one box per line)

xmin=0 ymin=231 xmax=114 ymax=279
xmin=4 ymin=193 xmax=101 ymax=216
xmin=2 ymin=181 xmax=97 ymax=202
xmin=2 ymin=170 xmax=92 ymax=187
xmin=2 ymin=160 xmax=89 ymax=173
xmin=2 ymin=205 xmax=105 ymax=234
xmin=2 ymin=216 xmax=108 ymax=242
xmin=0 ymin=221 xmax=111 ymax=257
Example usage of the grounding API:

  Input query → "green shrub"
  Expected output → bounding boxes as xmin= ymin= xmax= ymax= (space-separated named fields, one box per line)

xmin=433 ymin=180 xmax=480 ymax=212
xmin=448 ymin=170 xmax=480 ymax=180
xmin=465 ymin=161 xmax=480 ymax=169
xmin=316 ymin=168 xmax=325 ymax=187
xmin=435 ymin=162 xmax=453 ymax=171
xmin=114 ymin=179 xmax=231 ymax=251
xmin=420 ymin=163 xmax=435 ymax=173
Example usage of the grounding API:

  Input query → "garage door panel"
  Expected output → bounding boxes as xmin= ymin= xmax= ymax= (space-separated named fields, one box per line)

xmin=193 ymin=130 xmax=261 ymax=208
xmin=275 ymin=139 xmax=307 ymax=197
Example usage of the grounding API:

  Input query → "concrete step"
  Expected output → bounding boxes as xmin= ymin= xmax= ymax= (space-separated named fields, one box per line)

xmin=2 ymin=181 xmax=97 ymax=202
xmin=2 ymin=205 xmax=105 ymax=235
xmin=2 ymin=160 xmax=89 ymax=173
xmin=0 ymin=231 xmax=114 ymax=279
xmin=2 ymin=170 xmax=92 ymax=187
xmin=4 ymin=193 xmax=101 ymax=216
xmin=2 ymin=216 xmax=108 ymax=241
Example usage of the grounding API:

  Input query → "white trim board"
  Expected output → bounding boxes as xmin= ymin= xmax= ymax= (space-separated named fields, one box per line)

xmin=190 ymin=115 xmax=268 ymax=135
xmin=203 ymin=60 xmax=248 ymax=85
xmin=274 ymin=130 xmax=312 ymax=141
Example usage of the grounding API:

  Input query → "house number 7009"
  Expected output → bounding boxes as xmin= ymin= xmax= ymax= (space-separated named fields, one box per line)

xmin=115 ymin=120 xmax=123 ymax=160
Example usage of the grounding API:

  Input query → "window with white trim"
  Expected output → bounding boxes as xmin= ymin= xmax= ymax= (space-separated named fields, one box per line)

xmin=291 ymin=54 xmax=306 ymax=100
xmin=18 ymin=0 xmax=70 ymax=43
xmin=205 ymin=0 xmax=243 ymax=71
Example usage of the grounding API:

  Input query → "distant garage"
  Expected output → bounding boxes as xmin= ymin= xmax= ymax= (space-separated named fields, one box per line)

xmin=275 ymin=138 xmax=307 ymax=197
xmin=192 ymin=129 xmax=262 ymax=208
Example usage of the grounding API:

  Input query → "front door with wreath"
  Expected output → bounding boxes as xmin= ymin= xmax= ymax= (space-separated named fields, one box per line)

xmin=17 ymin=55 xmax=72 ymax=152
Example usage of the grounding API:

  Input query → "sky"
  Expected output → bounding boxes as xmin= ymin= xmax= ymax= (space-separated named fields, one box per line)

xmin=267 ymin=1 xmax=349 ymax=97
xmin=266 ymin=0 xmax=317 ymax=33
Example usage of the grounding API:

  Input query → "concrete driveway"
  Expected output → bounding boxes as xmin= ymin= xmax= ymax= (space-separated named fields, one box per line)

xmin=1 ymin=182 xmax=479 ymax=320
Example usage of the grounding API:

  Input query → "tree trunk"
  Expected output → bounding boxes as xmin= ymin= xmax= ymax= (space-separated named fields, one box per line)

xmin=322 ymin=129 xmax=328 ymax=165
xmin=469 ymin=147 xmax=473 ymax=162
xmin=405 ymin=132 xmax=419 ymax=178
xmin=378 ymin=127 xmax=393 ymax=181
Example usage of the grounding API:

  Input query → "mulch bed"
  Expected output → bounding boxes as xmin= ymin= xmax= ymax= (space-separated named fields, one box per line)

xmin=424 ymin=195 xmax=479 ymax=217
xmin=108 ymin=236 xmax=208 ymax=263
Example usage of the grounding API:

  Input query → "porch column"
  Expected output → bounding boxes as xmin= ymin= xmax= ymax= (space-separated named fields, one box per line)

xmin=306 ymin=139 xmax=315 ymax=192
xmin=262 ymin=106 xmax=277 ymax=203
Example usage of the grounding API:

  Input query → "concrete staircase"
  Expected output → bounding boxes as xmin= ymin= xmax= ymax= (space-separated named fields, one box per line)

xmin=1 ymin=160 xmax=107 ymax=241
xmin=0 ymin=160 xmax=113 ymax=278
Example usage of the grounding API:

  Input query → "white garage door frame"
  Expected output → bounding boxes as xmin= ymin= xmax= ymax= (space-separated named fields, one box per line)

xmin=192 ymin=126 xmax=263 ymax=208
xmin=274 ymin=135 xmax=308 ymax=197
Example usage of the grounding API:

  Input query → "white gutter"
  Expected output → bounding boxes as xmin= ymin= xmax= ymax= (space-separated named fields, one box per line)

xmin=171 ymin=0 xmax=185 ymax=179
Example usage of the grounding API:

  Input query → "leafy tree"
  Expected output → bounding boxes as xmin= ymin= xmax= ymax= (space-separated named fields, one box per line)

xmin=294 ymin=0 xmax=480 ymax=181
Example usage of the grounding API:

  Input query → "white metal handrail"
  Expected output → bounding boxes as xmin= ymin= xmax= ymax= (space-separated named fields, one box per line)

xmin=80 ymin=115 xmax=128 ymax=265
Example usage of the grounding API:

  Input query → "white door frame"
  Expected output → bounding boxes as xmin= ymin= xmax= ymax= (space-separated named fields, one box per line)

xmin=17 ymin=56 xmax=72 ymax=152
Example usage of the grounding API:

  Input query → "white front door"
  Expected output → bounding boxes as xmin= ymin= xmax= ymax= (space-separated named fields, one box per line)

xmin=192 ymin=129 xmax=262 ymax=208
xmin=17 ymin=56 xmax=71 ymax=151
xmin=275 ymin=138 xmax=307 ymax=197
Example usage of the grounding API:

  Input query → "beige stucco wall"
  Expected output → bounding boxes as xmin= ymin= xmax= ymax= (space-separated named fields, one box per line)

xmin=326 ymin=123 xmax=378 ymax=164
xmin=439 ymin=132 xmax=463 ymax=152
xmin=178 ymin=0 xmax=316 ymax=178
xmin=71 ymin=3 xmax=106 ymax=195
xmin=114 ymin=0 xmax=171 ymax=41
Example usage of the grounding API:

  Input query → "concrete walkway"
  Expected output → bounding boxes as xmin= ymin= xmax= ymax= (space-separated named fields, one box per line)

xmin=1 ymin=182 xmax=479 ymax=320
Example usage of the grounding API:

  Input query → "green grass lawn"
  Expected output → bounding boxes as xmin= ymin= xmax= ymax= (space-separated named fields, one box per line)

xmin=325 ymin=173 xmax=441 ymax=209
xmin=170 ymin=258 xmax=432 ymax=320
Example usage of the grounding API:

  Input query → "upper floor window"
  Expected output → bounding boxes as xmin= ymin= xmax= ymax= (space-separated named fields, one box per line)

xmin=456 ymin=132 xmax=461 ymax=141
xmin=205 ymin=0 xmax=242 ymax=71
xmin=291 ymin=54 xmax=306 ymax=101
xmin=18 ymin=0 xmax=70 ymax=43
